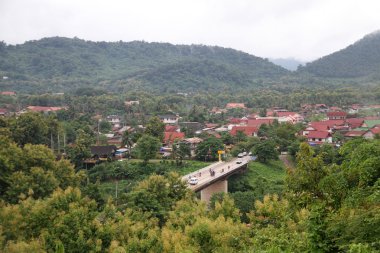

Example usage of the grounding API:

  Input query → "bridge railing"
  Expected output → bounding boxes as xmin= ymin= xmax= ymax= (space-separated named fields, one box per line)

xmin=182 ymin=161 xmax=223 ymax=181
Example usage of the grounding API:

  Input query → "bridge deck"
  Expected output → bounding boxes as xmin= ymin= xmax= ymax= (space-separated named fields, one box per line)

xmin=182 ymin=156 xmax=251 ymax=192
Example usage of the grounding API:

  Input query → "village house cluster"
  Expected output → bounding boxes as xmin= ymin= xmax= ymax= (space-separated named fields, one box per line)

xmin=1 ymin=90 xmax=380 ymax=163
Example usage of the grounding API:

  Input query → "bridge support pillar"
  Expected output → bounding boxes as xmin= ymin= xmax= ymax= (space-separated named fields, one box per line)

xmin=200 ymin=179 xmax=228 ymax=205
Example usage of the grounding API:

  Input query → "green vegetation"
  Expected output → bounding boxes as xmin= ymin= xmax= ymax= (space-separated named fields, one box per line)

xmin=301 ymin=31 xmax=380 ymax=78
xmin=0 ymin=37 xmax=288 ymax=93
xmin=0 ymin=109 xmax=379 ymax=251
xmin=96 ymin=160 xmax=210 ymax=200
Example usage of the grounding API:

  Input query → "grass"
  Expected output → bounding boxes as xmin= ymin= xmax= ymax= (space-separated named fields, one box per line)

xmin=99 ymin=179 xmax=133 ymax=200
xmin=98 ymin=160 xmax=212 ymax=200
xmin=228 ymin=159 xmax=287 ymax=196
xmin=173 ymin=160 xmax=213 ymax=176
xmin=247 ymin=160 xmax=287 ymax=183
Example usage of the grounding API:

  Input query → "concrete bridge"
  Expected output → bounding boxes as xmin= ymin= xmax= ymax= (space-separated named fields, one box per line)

xmin=182 ymin=156 xmax=251 ymax=204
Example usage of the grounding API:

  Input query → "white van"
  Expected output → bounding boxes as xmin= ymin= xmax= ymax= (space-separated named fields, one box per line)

xmin=237 ymin=153 xmax=244 ymax=158
xmin=188 ymin=177 xmax=198 ymax=185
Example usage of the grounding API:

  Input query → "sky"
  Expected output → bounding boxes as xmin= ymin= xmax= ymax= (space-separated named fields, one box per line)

xmin=0 ymin=0 xmax=379 ymax=61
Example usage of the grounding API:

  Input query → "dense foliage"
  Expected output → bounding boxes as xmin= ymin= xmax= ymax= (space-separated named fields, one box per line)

xmin=300 ymin=31 xmax=380 ymax=78
xmin=0 ymin=37 xmax=288 ymax=93
xmin=0 ymin=137 xmax=378 ymax=252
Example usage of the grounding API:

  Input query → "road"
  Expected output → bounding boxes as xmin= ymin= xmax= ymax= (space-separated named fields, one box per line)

xmin=182 ymin=156 xmax=252 ymax=192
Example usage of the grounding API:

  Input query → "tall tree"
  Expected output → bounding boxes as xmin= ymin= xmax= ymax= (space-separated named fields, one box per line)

xmin=145 ymin=116 xmax=165 ymax=141
xmin=11 ymin=112 xmax=49 ymax=146
xmin=135 ymin=134 xmax=161 ymax=163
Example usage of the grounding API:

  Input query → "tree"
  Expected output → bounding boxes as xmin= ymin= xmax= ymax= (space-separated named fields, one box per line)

xmin=195 ymin=136 xmax=224 ymax=161
xmin=11 ymin=112 xmax=49 ymax=146
xmin=144 ymin=116 xmax=165 ymax=141
xmin=172 ymin=141 xmax=191 ymax=166
xmin=99 ymin=120 xmax=112 ymax=133
xmin=286 ymin=143 xmax=326 ymax=207
xmin=234 ymin=131 xmax=247 ymax=143
xmin=67 ymin=129 xmax=92 ymax=168
xmin=251 ymin=140 xmax=278 ymax=163
xmin=124 ymin=173 xmax=189 ymax=225
xmin=135 ymin=135 xmax=161 ymax=163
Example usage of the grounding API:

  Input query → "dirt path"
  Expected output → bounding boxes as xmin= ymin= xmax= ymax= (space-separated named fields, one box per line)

xmin=279 ymin=154 xmax=295 ymax=169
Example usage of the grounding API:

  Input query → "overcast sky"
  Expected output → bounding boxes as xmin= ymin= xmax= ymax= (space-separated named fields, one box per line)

xmin=0 ymin=0 xmax=379 ymax=61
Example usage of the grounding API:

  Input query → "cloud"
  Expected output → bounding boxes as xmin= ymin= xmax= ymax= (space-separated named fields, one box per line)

xmin=0 ymin=0 xmax=379 ymax=61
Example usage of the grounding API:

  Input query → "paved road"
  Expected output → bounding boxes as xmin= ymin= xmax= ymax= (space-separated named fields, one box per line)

xmin=182 ymin=156 xmax=252 ymax=191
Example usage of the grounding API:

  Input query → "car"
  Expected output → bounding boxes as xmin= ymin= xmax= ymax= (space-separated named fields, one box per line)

xmin=236 ymin=159 xmax=243 ymax=164
xmin=242 ymin=152 xmax=247 ymax=156
xmin=188 ymin=177 xmax=198 ymax=185
xmin=237 ymin=153 xmax=244 ymax=158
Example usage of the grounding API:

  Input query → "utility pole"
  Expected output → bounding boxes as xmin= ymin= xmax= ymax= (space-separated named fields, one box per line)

xmin=63 ymin=132 xmax=66 ymax=155
xmin=57 ymin=133 xmax=60 ymax=155
xmin=50 ymin=132 xmax=54 ymax=153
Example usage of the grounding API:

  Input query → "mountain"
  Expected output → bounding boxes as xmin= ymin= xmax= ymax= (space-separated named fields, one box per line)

xmin=269 ymin=58 xmax=305 ymax=71
xmin=0 ymin=37 xmax=288 ymax=93
xmin=300 ymin=31 xmax=380 ymax=78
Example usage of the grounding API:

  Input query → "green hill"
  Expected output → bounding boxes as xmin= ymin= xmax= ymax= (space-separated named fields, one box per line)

xmin=0 ymin=37 xmax=288 ymax=93
xmin=300 ymin=31 xmax=380 ymax=78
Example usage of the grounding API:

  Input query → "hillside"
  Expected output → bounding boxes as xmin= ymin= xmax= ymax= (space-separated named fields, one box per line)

xmin=0 ymin=37 xmax=288 ymax=93
xmin=269 ymin=58 xmax=305 ymax=71
xmin=300 ymin=31 xmax=380 ymax=78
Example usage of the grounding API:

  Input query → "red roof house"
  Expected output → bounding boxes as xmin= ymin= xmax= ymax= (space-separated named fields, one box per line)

xmin=327 ymin=111 xmax=347 ymax=120
xmin=346 ymin=118 xmax=365 ymax=129
xmin=230 ymin=126 xmax=258 ymax=137
xmin=344 ymin=131 xmax=366 ymax=138
xmin=164 ymin=132 xmax=185 ymax=145
xmin=307 ymin=131 xmax=332 ymax=144
xmin=165 ymin=125 xmax=179 ymax=132
xmin=225 ymin=103 xmax=246 ymax=109
xmin=26 ymin=106 xmax=66 ymax=113
xmin=247 ymin=119 xmax=274 ymax=128
xmin=0 ymin=91 xmax=16 ymax=96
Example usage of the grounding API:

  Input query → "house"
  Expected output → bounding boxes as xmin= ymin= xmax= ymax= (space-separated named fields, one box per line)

xmin=26 ymin=106 xmax=66 ymax=114
xmin=106 ymin=115 xmax=121 ymax=125
xmin=230 ymin=126 xmax=258 ymax=137
xmin=179 ymin=122 xmax=203 ymax=134
xmin=228 ymin=118 xmax=248 ymax=125
xmin=363 ymin=127 xmax=380 ymax=139
xmin=210 ymin=107 xmax=227 ymax=115
xmin=107 ymin=137 xmax=122 ymax=146
xmin=205 ymin=123 xmax=220 ymax=129
xmin=310 ymin=120 xmax=346 ymax=130
xmin=276 ymin=112 xmax=304 ymax=124
xmin=0 ymin=91 xmax=16 ymax=96
xmin=346 ymin=118 xmax=365 ymax=129
xmin=303 ymin=124 xmax=331 ymax=136
xmin=165 ymin=125 xmax=179 ymax=132
xmin=348 ymin=104 xmax=362 ymax=114
xmin=247 ymin=119 xmax=274 ymax=128
xmin=344 ymin=131 xmax=366 ymax=138
xmin=315 ymin=104 xmax=329 ymax=113
xmin=0 ymin=108 xmax=7 ymax=117
xmin=307 ymin=131 xmax=332 ymax=144
xmin=159 ymin=114 xmax=179 ymax=125
xmin=164 ymin=132 xmax=185 ymax=146
xmin=89 ymin=145 xmax=117 ymax=161
xmin=329 ymin=106 xmax=342 ymax=112
xmin=125 ymin=100 xmax=140 ymax=106
xmin=225 ymin=103 xmax=246 ymax=110
xmin=182 ymin=137 xmax=203 ymax=157
xmin=362 ymin=120 xmax=380 ymax=129
xmin=327 ymin=111 xmax=347 ymax=120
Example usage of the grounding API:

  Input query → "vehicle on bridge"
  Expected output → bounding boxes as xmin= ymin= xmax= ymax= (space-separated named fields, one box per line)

xmin=188 ymin=177 xmax=199 ymax=185
xmin=236 ymin=158 xmax=243 ymax=164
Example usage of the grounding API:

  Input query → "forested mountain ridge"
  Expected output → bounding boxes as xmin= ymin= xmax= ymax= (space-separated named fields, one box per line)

xmin=300 ymin=31 xmax=380 ymax=78
xmin=0 ymin=37 xmax=288 ymax=93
